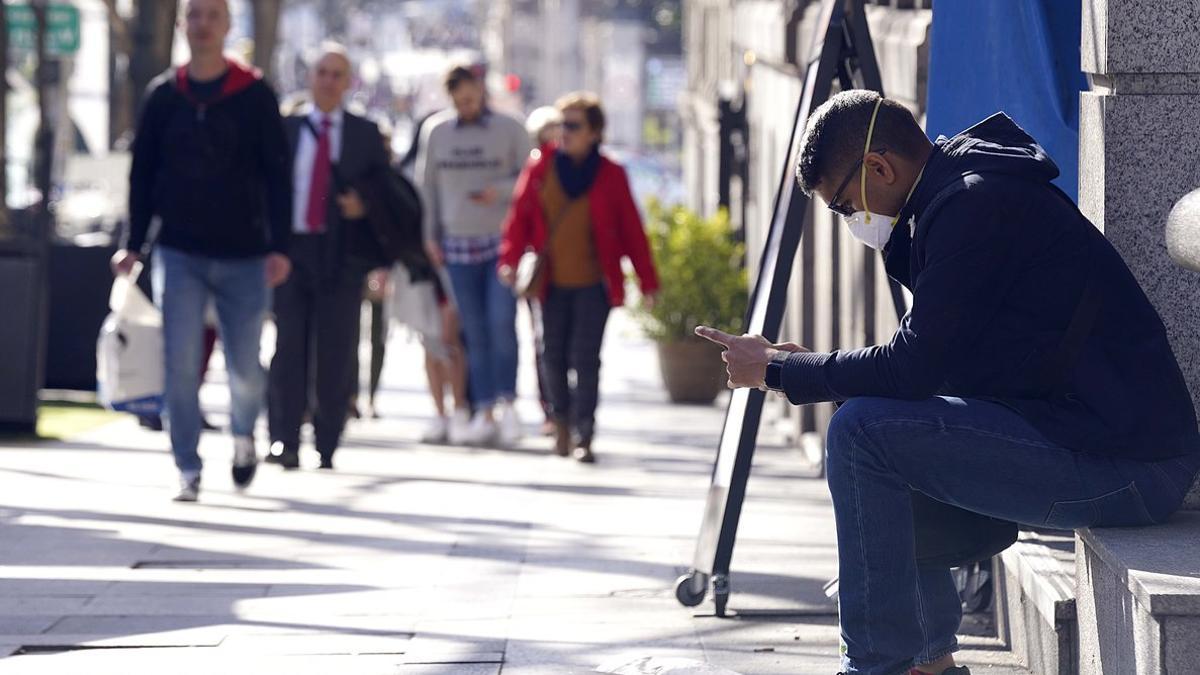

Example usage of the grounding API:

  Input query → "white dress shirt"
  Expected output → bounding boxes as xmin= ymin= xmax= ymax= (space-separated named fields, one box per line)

xmin=292 ymin=106 xmax=345 ymax=234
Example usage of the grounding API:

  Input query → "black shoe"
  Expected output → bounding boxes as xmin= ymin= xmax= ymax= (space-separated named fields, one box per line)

xmin=318 ymin=455 xmax=335 ymax=470
xmin=231 ymin=437 xmax=258 ymax=490
xmin=138 ymin=414 xmax=163 ymax=431
xmin=572 ymin=441 xmax=595 ymax=464
xmin=266 ymin=442 xmax=300 ymax=470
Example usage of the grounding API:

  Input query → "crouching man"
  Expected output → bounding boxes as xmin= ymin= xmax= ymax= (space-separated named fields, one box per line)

xmin=698 ymin=90 xmax=1200 ymax=675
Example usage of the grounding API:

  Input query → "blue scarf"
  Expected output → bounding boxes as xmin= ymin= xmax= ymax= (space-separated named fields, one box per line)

xmin=554 ymin=145 xmax=602 ymax=199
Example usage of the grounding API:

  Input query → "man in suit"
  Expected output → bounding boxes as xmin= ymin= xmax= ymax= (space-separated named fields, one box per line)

xmin=267 ymin=43 xmax=390 ymax=470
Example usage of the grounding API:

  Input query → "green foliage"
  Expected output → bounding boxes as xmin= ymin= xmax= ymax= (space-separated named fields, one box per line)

xmin=635 ymin=200 xmax=748 ymax=342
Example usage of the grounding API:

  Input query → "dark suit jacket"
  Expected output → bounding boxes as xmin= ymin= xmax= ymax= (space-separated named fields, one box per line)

xmin=286 ymin=109 xmax=390 ymax=282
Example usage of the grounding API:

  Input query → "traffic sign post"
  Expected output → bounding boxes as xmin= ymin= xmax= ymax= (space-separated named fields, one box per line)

xmin=6 ymin=3 xmax=79 ymax=55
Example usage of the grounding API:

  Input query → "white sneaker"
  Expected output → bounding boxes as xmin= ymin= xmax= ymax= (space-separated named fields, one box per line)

xmin=421 ymin=415 xmax=449 ymax=444
xmin=174 ymin=473 xmax=201 ymax=502
xmin=460 ymin=414 xmax=498 ymax=446
xmin=447 ymin=409 xmax=472 ymax=444
xmin=497 ymin=401 xmax=522 ymax=445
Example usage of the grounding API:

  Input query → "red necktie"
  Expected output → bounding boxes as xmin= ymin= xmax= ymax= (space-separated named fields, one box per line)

xmin=304 ymin=116 xmax=332 ymax=233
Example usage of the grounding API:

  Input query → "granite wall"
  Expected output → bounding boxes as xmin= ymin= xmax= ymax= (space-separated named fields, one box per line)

xmin=1079 ymin=0 xmax=1200 ymax=420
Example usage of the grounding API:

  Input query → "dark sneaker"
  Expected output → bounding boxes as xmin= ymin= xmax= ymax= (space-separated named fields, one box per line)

xmin=173 ymin=474 xmax=200 ymax=502
xmin=266 ymin=442 xmax=300 ymax=470
xmin=318 ymin=455 xmax=335 ymax=470
xmin=572 ymin=442 xmax=595 ymax=464
xmin=232 ymin=437 xmax=258 ymax=489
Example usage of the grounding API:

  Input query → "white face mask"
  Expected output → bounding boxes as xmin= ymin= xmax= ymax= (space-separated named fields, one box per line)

xmin=840 ymin=96 xmax=920 ymax=252
xmin=845 ymin=210 xmax=897 ymax=251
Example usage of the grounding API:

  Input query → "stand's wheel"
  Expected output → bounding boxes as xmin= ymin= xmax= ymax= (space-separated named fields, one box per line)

xmin=674 ymin=572 xmax=707 ymax=607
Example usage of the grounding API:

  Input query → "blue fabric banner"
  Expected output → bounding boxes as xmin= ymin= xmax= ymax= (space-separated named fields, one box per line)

xmin=926 ymin=0 xmax=1087 ymax=200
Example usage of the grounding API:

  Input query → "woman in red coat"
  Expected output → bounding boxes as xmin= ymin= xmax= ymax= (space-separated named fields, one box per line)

xmin=499 ymin=92 xmax=659 ymax=463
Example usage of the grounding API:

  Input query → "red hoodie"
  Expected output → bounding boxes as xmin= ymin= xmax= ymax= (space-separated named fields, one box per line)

xmin=174 ymin=57 xmax=260 ymax=102
xmin=499 ymin=148 xmax=659 ymax=307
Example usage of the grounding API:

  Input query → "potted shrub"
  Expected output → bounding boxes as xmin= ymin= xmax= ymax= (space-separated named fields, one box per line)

xmin=635 ymin=201 xmax=748 ymax=404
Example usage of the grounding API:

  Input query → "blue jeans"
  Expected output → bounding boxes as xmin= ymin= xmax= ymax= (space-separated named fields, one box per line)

xmin=444 ymin=257 xmax=518 ymax=408
xmin=827 ymin=396 xmax=1200 ymax=675
xmin=152 ymin=246 xmax=269 ymax=475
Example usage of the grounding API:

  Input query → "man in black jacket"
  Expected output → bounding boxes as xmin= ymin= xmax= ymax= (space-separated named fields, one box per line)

xmin=699 ymin=91 xmax=1200 ymax=675
xmin=112 ymin=0 xmax=291 ymax=503
xmin=265 ymin=43 xmax=392 ymax=471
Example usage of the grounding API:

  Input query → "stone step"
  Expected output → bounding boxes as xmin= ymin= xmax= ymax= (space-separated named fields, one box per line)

xmin=995 ymin=529 xmax=1078 ymax=675
xmin=1076 ymin=512 xmax=1200 ymax=674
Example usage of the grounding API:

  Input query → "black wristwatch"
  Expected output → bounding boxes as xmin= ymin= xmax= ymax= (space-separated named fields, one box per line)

xmin=764 ymin=350 xmax=789 ymax=391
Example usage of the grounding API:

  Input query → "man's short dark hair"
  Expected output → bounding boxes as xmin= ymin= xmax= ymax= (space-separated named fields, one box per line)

xmin=444 ymin=64 xmax=483 ymax=93
xmin=795 ymin=90 xmax=928 ymax=196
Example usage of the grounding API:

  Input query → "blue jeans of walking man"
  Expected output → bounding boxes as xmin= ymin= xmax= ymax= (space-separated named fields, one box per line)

xmin=152 ymin=246 xmax=269 ymax=477
xmin=828 ymin=396 xmax=1200 ymax=675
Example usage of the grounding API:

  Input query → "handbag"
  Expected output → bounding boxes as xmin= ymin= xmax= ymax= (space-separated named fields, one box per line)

xmin=513 ymin=196 xmax=578 ymax=300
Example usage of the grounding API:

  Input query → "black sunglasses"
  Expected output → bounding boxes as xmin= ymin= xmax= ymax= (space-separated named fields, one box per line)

xmin=827 ymin=148 xmax=887 ymax=218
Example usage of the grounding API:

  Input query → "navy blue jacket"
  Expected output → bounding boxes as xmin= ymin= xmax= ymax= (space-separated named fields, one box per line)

xmin=781 ymin=114 xmax=1200 ymax=460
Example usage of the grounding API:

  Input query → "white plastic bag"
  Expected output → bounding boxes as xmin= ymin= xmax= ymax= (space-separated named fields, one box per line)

xmin=96 ymin=266 xmax=164 ymax=414
xmin=387 ymin=264 xmax=448 ymax=359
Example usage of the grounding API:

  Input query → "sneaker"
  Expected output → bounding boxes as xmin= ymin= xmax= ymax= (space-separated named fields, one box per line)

xmin=459 ymin=414 xmax=498 ymax=446
xmin=573 ymin=434 xmax=596 ymax=464
xmin=421 ymin=415 xmax=449 ymax=444
xmin=173 ymin=474 xmax=200 ymax=502
xmin=497 ymin=401 xmax=522 ymax=445
xmin=232 ymin=436 xmax=258 ymax=490
xmin=447 ymin=409 xmax=473 ymax=445
xmin=265 ymin=441 xmax=300 ymax=470
xmin=572 ymin=445 xmax=596 ymax=464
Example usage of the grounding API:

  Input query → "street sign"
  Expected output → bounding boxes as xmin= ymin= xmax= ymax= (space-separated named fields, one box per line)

xmin=7 ymin=4 xmax=81 ymax=56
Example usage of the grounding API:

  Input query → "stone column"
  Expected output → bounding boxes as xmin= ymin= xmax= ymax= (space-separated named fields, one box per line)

xmin=1079 ymin=0 xmax=1200 ymax=487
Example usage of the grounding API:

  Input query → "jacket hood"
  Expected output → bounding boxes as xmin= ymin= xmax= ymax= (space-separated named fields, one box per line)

xmin=174 ymin=58 xmax=261 ymax=102
xmin=932 ymin=112 xmax=1060 ymax=186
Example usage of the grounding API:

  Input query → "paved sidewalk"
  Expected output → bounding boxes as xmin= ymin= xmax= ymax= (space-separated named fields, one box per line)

xmin=0 ymin=310 xmax=1027 ymax=674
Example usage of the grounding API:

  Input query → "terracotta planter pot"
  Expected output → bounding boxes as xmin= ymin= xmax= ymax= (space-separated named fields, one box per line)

xmin=656 ymin=338 xmax=728 ymax=404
